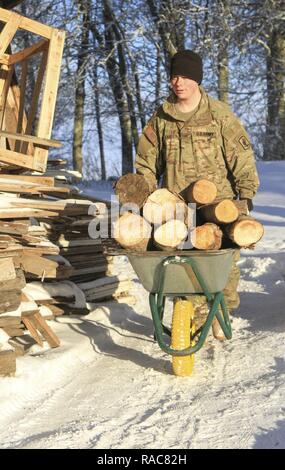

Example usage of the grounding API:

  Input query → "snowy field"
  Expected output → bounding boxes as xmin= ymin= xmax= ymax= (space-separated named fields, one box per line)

xmin=0 ymin=161 xmax=285 ymax=449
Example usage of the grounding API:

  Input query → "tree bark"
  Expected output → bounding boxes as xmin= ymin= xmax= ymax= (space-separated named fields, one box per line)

xmin=102 ymin=0 xmax=133 ymax=174
xmin=72 ymin=0 xmax=90 ymax=173
xmin=93 ymin=66 xmax=106 ymax=180
xmin=199 ymin=199 xmax=239 ymax=224
xmin=264 ymin=28 xmax=285 ymax=160
xmin=218 ymin=46 xmax=229 ymax=104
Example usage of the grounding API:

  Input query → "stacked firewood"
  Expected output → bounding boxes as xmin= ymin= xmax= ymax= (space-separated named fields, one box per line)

xmin=113 ymin=174 xmax=264 ymax=252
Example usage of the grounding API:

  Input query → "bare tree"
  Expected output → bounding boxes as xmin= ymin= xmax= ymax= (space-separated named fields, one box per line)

xmin=72 ymin=0 xmax=90 ymax=172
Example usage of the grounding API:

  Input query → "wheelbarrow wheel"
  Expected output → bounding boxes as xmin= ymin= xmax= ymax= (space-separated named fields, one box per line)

xmin=171 ymin=299 xmax=195 ymax=377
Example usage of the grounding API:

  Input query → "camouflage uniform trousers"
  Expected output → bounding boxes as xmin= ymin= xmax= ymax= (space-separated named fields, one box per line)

xmin=185 ymin=249 xmax=241 ymax=330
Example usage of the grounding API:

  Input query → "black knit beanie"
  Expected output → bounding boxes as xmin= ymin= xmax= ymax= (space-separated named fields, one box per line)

xmin=170 ymin=50 xmax=203 ymax=84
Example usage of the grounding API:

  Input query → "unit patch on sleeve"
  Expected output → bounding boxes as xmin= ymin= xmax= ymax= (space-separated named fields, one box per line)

xmin=144 ymin=124 xmax=157 ymax=146
xmin=238 ymin=135 xmax=250 ymax=150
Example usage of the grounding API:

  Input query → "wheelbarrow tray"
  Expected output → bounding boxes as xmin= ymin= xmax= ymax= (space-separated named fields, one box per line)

xmin=127 ymin=248 xmax=235 ymax=295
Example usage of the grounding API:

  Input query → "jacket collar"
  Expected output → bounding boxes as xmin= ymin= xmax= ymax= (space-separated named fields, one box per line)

xmin=162 ymin=86 xmax=213 ymax=126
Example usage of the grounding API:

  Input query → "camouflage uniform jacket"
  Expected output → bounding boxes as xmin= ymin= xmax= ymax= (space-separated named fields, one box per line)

xmin=135 ymin=87 xmax=260 ymax=200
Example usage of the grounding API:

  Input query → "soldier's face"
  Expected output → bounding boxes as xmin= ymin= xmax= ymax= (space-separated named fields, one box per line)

xmin=170 ymin=76 xmax=199 ymax=100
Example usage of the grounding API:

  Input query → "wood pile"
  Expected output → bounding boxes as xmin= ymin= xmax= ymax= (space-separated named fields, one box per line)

xmin=0 ymin=166 xmax=135 ymax=375
xmin=113 ymin=174 xmax=264 ymax=252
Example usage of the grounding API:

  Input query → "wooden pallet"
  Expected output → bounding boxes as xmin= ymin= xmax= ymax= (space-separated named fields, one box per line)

xmin=0 ymin=7 xmax=65 ymax=172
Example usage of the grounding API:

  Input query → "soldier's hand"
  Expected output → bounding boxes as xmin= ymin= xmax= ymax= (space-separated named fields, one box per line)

xmin=240 ymin=198 xmax=253 ymax=212
xmin=244 ymin=243 xmax=256 ymax=250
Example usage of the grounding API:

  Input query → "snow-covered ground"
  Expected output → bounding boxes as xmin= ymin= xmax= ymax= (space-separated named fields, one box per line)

xmin=0 ymin=161 xmax=285 ymax=449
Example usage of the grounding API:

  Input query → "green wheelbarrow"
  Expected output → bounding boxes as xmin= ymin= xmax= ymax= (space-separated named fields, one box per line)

xmin=127 ymin=248 xmax=236 ymax=376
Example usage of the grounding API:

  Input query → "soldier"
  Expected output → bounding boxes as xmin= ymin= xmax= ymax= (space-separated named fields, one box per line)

xmin=135 ymin=50 xmax=260 ymax=340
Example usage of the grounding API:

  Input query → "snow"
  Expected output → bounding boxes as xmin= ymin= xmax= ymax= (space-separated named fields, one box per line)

xmin=1 ymin=161 xmax=285 ymax=449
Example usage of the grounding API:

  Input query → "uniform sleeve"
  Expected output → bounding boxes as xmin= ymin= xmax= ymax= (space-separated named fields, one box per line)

xmin=222 ymin=115 xmax=260 ymax=199
xmin=135 ymin=115 xmax=164 ymax=192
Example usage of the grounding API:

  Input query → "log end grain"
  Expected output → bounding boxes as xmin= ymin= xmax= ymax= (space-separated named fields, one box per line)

xmin=191 ymin=223 xmax=223 ymax=250
xmin=228 ymin=218 xmax=264 ymax=247
xmin=154 ymin=219 xmax=188 ymax=251
xmin=184 ymin=179 xmax=217 ymax=204
xmin=113 ymin=212 xmax=151 ymax=251
xmin=114 ymin=173 xmax=150 ymax=208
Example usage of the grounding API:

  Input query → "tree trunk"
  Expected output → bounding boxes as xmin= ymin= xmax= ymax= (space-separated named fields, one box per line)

xmin=217 ymin=46 xmax=229 ymax=104
xmin=93 ymin=66 xmax=106 ymax=180
xmin=72 ymin=0 xmax=90 ymax=173
xmin=102 ymin=0 xmax=133 ymax=174
xmin=264 ymin=28 xmax=285 ymax=160
xmin=146 ymin=0 xmax=179 ymax=71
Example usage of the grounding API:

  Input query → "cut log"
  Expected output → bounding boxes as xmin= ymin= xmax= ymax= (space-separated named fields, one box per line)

xmin=113 ymin=212 xmax=151 ymax=251
xmin=182 ymin=179 xmax=217 ymax=205
xmin=224 ymin=215 xmax=264 ymax=247
xmin=153 ymin=219 xmax=188 ymax=251
xmin=114 ymin=173 xmax=150 ymax=208
xmin=143 ymin=188 xmax=187 ymax=224
xmin=199 ymin=199 xmax=239 ymax=224
xmin=190 ymin=223 xmax=223 ymax=250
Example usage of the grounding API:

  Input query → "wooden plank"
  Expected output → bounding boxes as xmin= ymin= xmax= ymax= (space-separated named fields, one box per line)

xmin=5 ymin=82 xmax=34 ymax=154
xmin=0 ymin=317 xmax=21 ymax=328
xmin=8 ymin=39 xmax=48 ymax=65
xmin=0 ymin=64 xmax=13 ymax=129
xmin=14 ymin=60 xmax=28 ymax=152
xmin=0 ymin=267 xmax=25 ymax=291
xmin=0 ymin=290 xmax=21 ymax=313
xmin=0 ymin=130 xmax=62 ymax=148
xmin=20 ymin=253 xmax=60 ymax=278
xmin=0 ymin=12 xmax=22 ymax=55
xmin=0 ymin=349 xmax=16 ymax=376
xmin=0 ymin=257 xmax=16 ymax=281
xmin=0 ymin=206 xmax=59 ymax=218
xmin=0 ymin=7 xmax=54 ymax=39
xmin=0 ymin=174 xmax=55 ymax=186
xmin=21 ymin=292 xmax=40 ymax=315
xmin=0 ymin=54 xmax=10 ymax=65
xmin=21 ymin=316 xmax=43 ymax=346
xmin=30 ymin=311 xmax=60 ymax=348
xmin=21 ymin=49 xmax=47 ymax=155
xmin=33 ymin=29 xmax=65 ymax=172
xmin=0 ymin=147 xmax=38 ymax=170
xmin=0 ymin=183 xmax=70 ymax=194
xmin=36 ymin=30 xmax=65 ymax=138
xmin=2 ymin=326 xmax=25 ymax=337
